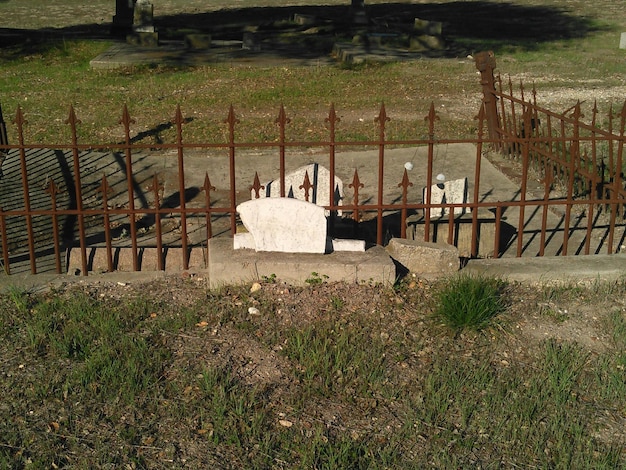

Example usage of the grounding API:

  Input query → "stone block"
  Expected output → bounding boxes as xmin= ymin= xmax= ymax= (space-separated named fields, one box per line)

xmin=185 ymin=34 xmax=211 ymax=50
xmin=127 ymin=32 xmax=159 ymax=47
xmin=331 ymin=238 xmax=366 ymax=252
xmin=209 ymin=237 xmax=395 ymax=287
xmin=386 ymin=237 xmax=459 ymax=277
xmin=407 ymin=209 xmax=498 ymax=258
xmin=237 ymin=198 xmax=327 ymax=253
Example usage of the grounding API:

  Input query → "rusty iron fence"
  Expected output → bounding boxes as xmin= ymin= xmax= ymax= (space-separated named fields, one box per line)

xmin=476 ymin=51 xmax=626 ymax=257
xmin=0 ymin=54 xmax=624 ymax=276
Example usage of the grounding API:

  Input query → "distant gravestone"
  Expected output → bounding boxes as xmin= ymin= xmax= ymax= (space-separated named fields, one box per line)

xmin=133 ymin=0 xmax=155 ymax=33
xmin=255 ymin=163 xmax=343 ymax=215
xmin=235 ymin=198 xmax=327 ymax=253
xmin=423 ymin=177 xmax=468 ymax=218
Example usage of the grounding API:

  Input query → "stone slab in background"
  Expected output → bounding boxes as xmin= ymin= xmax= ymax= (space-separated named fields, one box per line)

xmin=256 ymin=163 xmax=343 ymax=214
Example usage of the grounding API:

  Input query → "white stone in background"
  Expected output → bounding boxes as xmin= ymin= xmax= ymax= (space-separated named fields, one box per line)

xmin=331 ymin=238 xmax=366 ymax=252
xmin=236 ymin=198 xmax=327 ymax=253
xmin=423 ymin=177 xmax=468 ymax=218
xmin=233 ymin=232 xmax=256 ymax=250
xmin=256 ymin=163 xmax=343 ymax=215
xmin=620 ymin=32 xmax=626 ymax=49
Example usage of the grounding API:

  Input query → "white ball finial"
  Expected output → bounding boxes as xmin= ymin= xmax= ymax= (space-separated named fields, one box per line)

xmin=404 ymin=162 xmax=414 ymax=171
xmin=436 ymin=173 xmax=445 ymax=182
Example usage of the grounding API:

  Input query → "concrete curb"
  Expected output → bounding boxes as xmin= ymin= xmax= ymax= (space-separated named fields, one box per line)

xmin=464 ymin=254 xmax=626 ymax=285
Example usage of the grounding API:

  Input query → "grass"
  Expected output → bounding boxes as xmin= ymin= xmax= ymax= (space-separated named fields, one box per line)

xmin=0 ymin=278 xmax=624 ymax=468
xmin=0 ymin=0 xmax=624 ymax=145
xmin=434 ymin=274 xmax=507 ymax=331
xmin=0 ymin=0 xmax=625 ymax=466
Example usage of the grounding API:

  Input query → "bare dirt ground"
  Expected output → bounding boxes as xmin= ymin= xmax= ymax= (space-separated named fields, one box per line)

xmin=46 ymin=273 xmax=626 ymax=466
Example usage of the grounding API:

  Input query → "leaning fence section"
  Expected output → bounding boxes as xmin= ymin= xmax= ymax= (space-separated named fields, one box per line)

xmin=0 ymin=56 xmax=624 ymax=276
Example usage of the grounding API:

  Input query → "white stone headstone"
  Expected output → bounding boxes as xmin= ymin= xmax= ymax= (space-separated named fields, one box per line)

xmin=620 ymin=32 xmax=626 ymax=50
xmin=423 ymin=177 xmax=468 ymax=218
xmin=255 ymin=163 xmax=343 ymax=215
xmin=235 ymin=198 xmax=327 ymax=253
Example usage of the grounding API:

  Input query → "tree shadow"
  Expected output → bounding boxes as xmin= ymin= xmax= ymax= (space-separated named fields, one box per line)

xmin=0 ymin=1 xmax=607 ymax=61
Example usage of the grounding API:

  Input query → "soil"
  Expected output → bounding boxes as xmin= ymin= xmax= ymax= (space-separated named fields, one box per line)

xmin=62 ymin=273 xmax=626 ymax=464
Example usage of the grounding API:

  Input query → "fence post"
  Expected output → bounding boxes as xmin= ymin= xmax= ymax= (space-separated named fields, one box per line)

xmin=14 ymin=106 xmax=37 ymax=274
xmin=374 ymin=103 xmax=389 ymax=246
xmin=474 ymin=51 xmax=501 ymax=150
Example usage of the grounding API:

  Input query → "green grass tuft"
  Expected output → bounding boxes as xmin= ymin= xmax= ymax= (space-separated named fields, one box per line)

xmin=434 ymin=274 xmax=507 ymax=331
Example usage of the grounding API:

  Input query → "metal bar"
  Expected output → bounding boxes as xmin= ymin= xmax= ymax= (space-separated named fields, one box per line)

xmin=99 ymin=175 xmax=114 ymax=272
xmin=424 ymin=103 xmax=438 ymax=242
xmin=375 ymin=104 xmax=389 ymax=246
xmin=539 ymin=165 xmax=551 ymax=257
xmin=14 ymin=107 xmax=37 ymax=274
xmin=120 ymin=105 xmax=139 ymax=271
xmin=327 ymin=104 xmax=339 ymax=231
xmin=397 ymin=169 xmax=413 ymax=239
xmin=66 ymin=106 xmax=88 ymax=276
xmin=45 ymin=180 xmax=62 ymax=274
xmin=152 ymin=174 xmax=164 ymax=271
xmin=471 ymin=105 xmax=485 ymax=258
xmin=204 ymin=173 xmax=215 ymax=240
xmin=562 ymin=103 xmax=582 ymax=256
xmin=585 ymin=101 xmax=599 ymax=255
xmin=276 ymin=105 xmax=289 ymax=198
xmin=225 ymin=105 xmax=239 ymax=236
xmin=607 ymin=101 xmax=626 ymax=254
xmin=493 ymin=205 xmax=502 ymax=258
xmin=516 ymin=110 xmax=531 ymax=256
xmin=174 ymin=105 xmax=189 ymax=270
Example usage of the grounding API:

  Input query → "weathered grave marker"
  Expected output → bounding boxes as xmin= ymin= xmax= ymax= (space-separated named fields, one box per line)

xmin=255 ymin=163 xmax=343 ymax=215
xmin=235 ymin=198 xmax=328 ymax=253
xmin=424 ymin=177 xmax=468 ymax=218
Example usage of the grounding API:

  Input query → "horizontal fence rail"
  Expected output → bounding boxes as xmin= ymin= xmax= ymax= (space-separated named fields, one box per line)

xmin=0 ymin=55 xmax=624 ymax=276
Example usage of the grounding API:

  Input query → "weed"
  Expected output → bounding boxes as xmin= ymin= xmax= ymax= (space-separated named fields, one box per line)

xmin=261 ymin=273 xmax=277 ymax=283
xmin=329 ymin=295 xmax=344 ymax=311
xmin=434 ymin=274 xmax=507 ymax=331
xmin=305 ymin=272 xmax=329 ymax=286
xmin=7 ymin=286 xmax=28 ymax=313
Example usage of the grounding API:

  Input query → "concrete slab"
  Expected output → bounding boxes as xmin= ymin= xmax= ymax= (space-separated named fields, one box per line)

xmin=464 ymin=254 xmax=626 ymax=285
xmin=208 ymin=237 xmax=395 ymax=287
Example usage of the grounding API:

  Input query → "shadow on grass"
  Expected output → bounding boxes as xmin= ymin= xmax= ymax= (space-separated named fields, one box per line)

xmin=0 ymin=1 xmax=607 ymax=61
